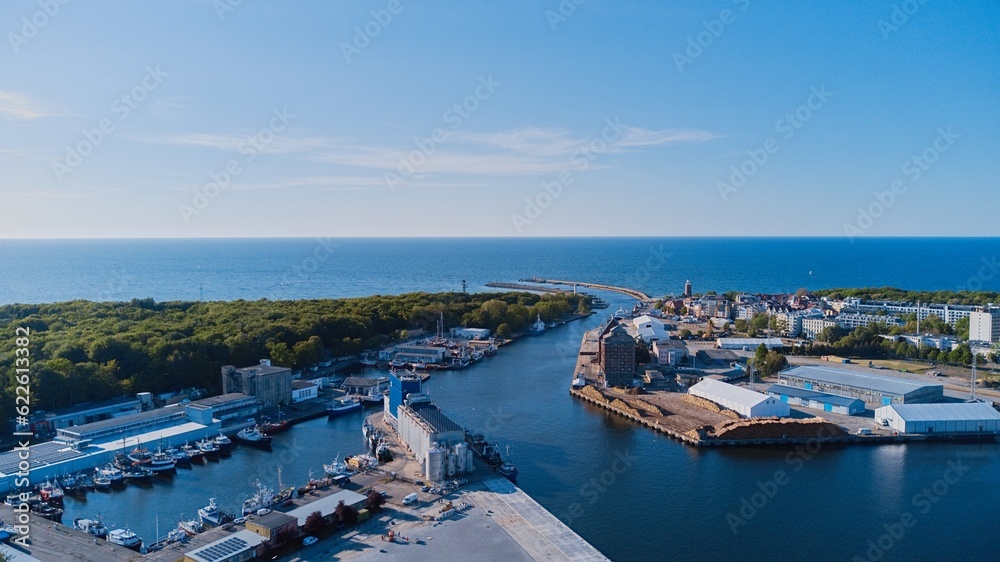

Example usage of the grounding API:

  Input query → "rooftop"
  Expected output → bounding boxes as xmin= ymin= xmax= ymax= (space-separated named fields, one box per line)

xmin=717 ymin=337 xmax=784 ymax=346
xmin=235 ymin=364 xmax=291 ymax=376
xmin=343 ymin=376 xmax=388 ymax=388
xmin=291 ymin=380 xmax=319 ymax=389
xmin=689 ymin=378 xmax=771 ymax=407
xmin=285 ymin=489 xmax=367 ymax=526
xmin=879 ymin=402 xmax=1000 ymax=422
xmin=766 ymin=384 xmax=864 ymax=408
xmin=57 ymin=406 xmax=186 ymax=436
xmin=189 ymin=393 xmax=256 ymax=408
xmin=407 ymin=401 xmax=464 ymax=434
xmin=0 ymin=441 xmax=86 ymax=476
xmin=184 ymin=529 xmax=264 ymax=562
xmin=41 ymin=395 xmax=140 ymax=418
xmin=780 ymin=365 xmax=942 ymax=397
xmin=247 ymin=510 xmax=297 ymax=529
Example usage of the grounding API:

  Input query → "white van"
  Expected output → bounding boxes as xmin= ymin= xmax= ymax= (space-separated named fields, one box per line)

xmin=403 ymin=493 xmax=419 ymax=505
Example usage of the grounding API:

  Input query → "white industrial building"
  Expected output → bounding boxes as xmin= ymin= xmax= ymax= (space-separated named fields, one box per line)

xmin=767 ymin=384 xmax=865 ymax=415
xmin=450 ymin=327 xmax=491 ymax=339
xmin=291 ymin=379 xmax=319 ymax=403
xmin=632 ymin=315 xmax=669 ymax=343
xmin=396 ymin=394 xmax=474 ymax=482
xmin=875 ymin=402 xmax=1000 ymax=434
xmin=689 ymin=378 xmax=790 ymax=418
xmin=716 ymin=337 xmax=784 ymax=351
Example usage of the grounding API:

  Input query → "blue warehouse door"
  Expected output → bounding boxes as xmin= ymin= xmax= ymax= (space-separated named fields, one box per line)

xmin=780 ymin=395 xmax=788 ymax=402
xmin=881 ymin=397 xmax=892 ymax=406
xmin=824 ymin=402 xmax=833 ymax=412
xmin=804 ymin=382 xmax=813 ymax=390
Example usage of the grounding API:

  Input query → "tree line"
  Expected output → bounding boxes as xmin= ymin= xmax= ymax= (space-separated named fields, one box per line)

xmin=0 ymin=292 xmax=590 ymax=430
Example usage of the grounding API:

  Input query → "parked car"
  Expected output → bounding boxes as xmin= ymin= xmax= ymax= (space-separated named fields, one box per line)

xmin=303 ymin=536 xmax=318 ymax=546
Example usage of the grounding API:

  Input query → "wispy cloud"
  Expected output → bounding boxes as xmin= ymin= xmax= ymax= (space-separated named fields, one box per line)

xmin=0 ymin=91 xmax=65 ymax=120
xmin=134 ymin=124 xmax=722 ymax=179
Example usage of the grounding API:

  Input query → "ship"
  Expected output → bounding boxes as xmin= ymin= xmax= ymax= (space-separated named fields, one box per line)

xmin=323 ymin=454 xmax=352 ymax=477
xmin=96 ymin=464 xmax=124 ymax=486
xmin=166 ymin=447 xmax=192 ymax=468
xmin=59 ymin=473 xmax=79 ymax=495
xmin=196 ymin=439 xmax=220 ymax=459
xmin=528 ymin=313 xmax=546 ymax=336
xmin=127 ymin=445 xmax=152 ymax=465
xmin=198 ymin=498 xmax=234 ymax=527
xmin=38 ymin=479 xmax=64 ymax=505
xmin=31 ymin=502 xmax=63 ymax=523
xmin=182 ymin=442 xmax=205 ymax=463
xmin=241 ymin=481 xmax=277 ymax=516
xmin=178 ymin=518 xmax=204 ymax=536
xmin=107 ymin=528 xmax=143 ymax=551
xmin=148 ymin=447 xmax=177 ymax=475
xmin=122 ymin=465 xmax=153 ymax=483
xmin=74 ymin=517 xmax=109 ymax=539
xmin=235 ymin=426 xmax=273 ymax=449
xmin=497 ymin=445 xmax=519 ymax=483
xmin=213 ymin=431 xmax=233 ymax=451
xmin=77 ymin=472 xmax=95 ymax=491
xmin=466 ymin=431 xmax=520 ymax=482
xmin=327 ymin=396 xmax=362 ymax=417
xmin=92 ymin=472 xmax=112 ymax=490
xmin=259 ymin=418 xmax=291 ymax=435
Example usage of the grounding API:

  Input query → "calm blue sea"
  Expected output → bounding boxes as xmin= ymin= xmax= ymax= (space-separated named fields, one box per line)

xmin=0 ymin=237 xmax=998 ymax=304
xmin=3 ymin=237 xmax=999 ymax=561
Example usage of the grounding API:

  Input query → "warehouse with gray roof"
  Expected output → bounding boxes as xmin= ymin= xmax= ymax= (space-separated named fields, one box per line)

xmin=778 ymin=365 xmax=943 ymax=405
xmin=766 ymin=384 xmax=866 ymax=415
xmin=875 ymin=402 xmax=1000 ymax=434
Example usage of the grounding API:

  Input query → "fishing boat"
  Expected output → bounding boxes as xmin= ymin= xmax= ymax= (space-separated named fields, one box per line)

xmin=213 ymin=431 xmax=233 ymax=451
xmin=260 ymin=408 xmax=292 ymax=435
xmin=123 ymin=465 xmax=153 ymax=483
xmin=38 ymin=479 xmax=64 ymax=505
xmin=323 ymin=454 xmax=351 ymax=477
xmin=164 ymin=527 xmax=189 ymax=544
xmin=127 ymin=444 xmax=152 ymax=465
xmin=197 ymin=498 xmax=234 ymax=527
xmin=196 ymin=439 xmax=220 ymax=460
xmin=97 ymin=464 xmax=125 ymax=485
xmin=107 ymin=528 xmax=143 ymax=551
xmin=149 ymin=447 xmax=177 ymax=475
xmin=166 ymin=447 xmax=192 ymax=467
xmin=59 ymin=473 xmax=79 ymax=494
xmin=528 ymin=313 xmax=547 ymax=336
xmin=77 ymin=472 xmax=95 ymax=491
xmin=92 ymin=473 xmax=112 ymax=490
xmin=234 ymin=426 xmax=273 ymax=449
xmin=178 ymin=518 xmax=204 ymax=536
xmin=182 ymin=442 xmax=205 ymax=463
xmin=31 ymin=502 xmax=63 ymax=523
xmin=241 ymin=481 xmax=276 ymax=516
xmin=327 ymin=396 xmax=362 ymax=417
xmin=74 ymin=517 xmax=109 ymax=539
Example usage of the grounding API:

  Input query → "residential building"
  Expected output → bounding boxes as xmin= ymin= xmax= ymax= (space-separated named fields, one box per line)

xmin=835 ymin=313 xmax=905 ymax=330
xmin=802 ymin=317 xmax=839 ymax=339
xmin=969 ymin=309 xmax=1000 ymax=343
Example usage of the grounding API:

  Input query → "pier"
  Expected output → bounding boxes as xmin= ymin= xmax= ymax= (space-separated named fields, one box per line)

xmin=522 ymin=278 xmax=652 ymax=302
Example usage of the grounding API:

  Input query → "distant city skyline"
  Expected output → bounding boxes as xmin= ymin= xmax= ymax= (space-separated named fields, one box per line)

xmin=2 ymin=1 xmax=998 ymax=238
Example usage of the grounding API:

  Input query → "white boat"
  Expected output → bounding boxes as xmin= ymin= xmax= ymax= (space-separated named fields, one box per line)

xmin=108 ymin=528 xmax=142 ymax=551
xmin=241 ymin=481 xmax=277 ymax=516
xmin=179 ymin=518 xmax=204 ymax=536
xmin=74 ymin=517 xmax=109 ymax=539
xmin=528 ymin=313 xmax=546 ymax=335
xmin=327 ymin=396 xmax=362 ymax=417
xmin=323 ymin=454 xmax=352 ymax=477
xmin=165 ymin=527 xmax=188 ymax=544
xmin=148 ymin=447 xmax=176 ymax=474
xmin=198 ymin=498 xmax=234 ymax=527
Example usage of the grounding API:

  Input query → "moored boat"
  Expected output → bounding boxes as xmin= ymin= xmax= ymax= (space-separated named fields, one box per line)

xmin=74 ymin=517 xmax=109 ymax=539
xmin=31 ymin=502 xmax=63 ymax=523
xmin=213 ymin=431 xmax=233 ymax=451
xmin=38 ymin=479 xmax=64 ymax=505
xmin=197 ymin=498 xmax=234 ymax=527
xmin=241 ymin=481 xmax=277 ymax=516
xmin=123 ymin=465 xmax=153 ymax=483
xmin=108 ymin=528 xmax=142 ymax=551
xmin=92 ymin=473 xmax=112 ymax=490
xmin=327 ymin=396 xmax=362 ymax=417
xmin=149 ymin=447 xmax=177 ymax=474
xmin=234 ymin=426 xmax=273 ymax=449
xmin=179 ymin=518 xmax=204 ymax=536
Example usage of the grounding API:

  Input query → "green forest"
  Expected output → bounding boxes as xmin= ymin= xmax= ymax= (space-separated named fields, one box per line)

xmin=0 ymin=291 xmax=589 ymax=427
xmin=812 ymin=287 xmax=1000 ymax=306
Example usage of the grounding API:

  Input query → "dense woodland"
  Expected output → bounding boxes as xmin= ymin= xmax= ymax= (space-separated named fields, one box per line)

xmin=0 ymin=292 xmax=589 ymax=427
xmin=812 ymin=287 xmax=1000 ymax=306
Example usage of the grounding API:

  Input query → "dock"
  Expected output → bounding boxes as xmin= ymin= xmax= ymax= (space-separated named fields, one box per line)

xmin=521 ymin=278 xmax=652 ymax=302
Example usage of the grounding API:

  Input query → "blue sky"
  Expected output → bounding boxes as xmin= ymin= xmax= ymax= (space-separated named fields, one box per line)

xmin=2 ymin=0 xmax=998 ymax=238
